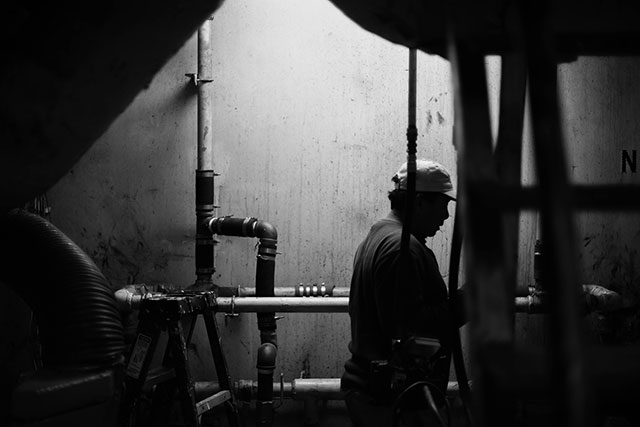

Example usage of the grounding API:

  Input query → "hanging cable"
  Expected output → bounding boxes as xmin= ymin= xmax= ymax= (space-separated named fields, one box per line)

xmin=399 ymin=47 xmax=418 ymax=260
xmin=447 ymin=184 xmax=474 ymax=426
xmin=394 ymin=48 xmax=418 ymax=341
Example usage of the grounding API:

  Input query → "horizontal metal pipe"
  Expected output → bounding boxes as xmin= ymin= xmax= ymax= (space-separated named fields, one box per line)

xmin=114 ymin=286 xmax=621 ymax=315
xmin=222 ymin=295 xmax=566 ymax=314
xmin=216 ymin=297 xmax=348 ymax=313
xmin=237 ymin=379 xmax=344 ymax=400
xmin=514 ymin=285 xmax=623 ymax=314
xmin=194 ymin=379 xmax=463 ymax=401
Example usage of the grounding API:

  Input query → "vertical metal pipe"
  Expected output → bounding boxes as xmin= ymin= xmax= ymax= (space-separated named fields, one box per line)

xmin=195 ymin=17 xmax=216 ymax=285
xmin=256 ymin=343 xmax=277 ymax=427
xmin=197 ymin=17 xmax=214 ymax=172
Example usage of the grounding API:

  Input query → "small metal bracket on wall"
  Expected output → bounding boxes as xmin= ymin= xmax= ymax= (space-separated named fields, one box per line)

xmin=185 ymin=73 xmax=213 ymax=88
xmin=224 ymin=296 xmax=240 ymax=326
xmin=225 ymin=296 xmax=239 ymax=318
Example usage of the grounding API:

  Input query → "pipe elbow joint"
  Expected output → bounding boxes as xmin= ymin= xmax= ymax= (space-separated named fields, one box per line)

xmin=256 ymin=342 xmax=277 ymax=373
xmin=255 ymin=220 xmax=277 ymax=241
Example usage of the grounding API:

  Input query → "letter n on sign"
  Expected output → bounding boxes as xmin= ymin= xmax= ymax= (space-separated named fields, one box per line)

xmin=622 ymin=150 xmax=637 ymax=173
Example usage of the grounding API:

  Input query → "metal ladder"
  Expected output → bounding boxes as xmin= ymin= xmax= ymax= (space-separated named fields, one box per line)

xmin=120 ymin=291 xmax=240 ymax=427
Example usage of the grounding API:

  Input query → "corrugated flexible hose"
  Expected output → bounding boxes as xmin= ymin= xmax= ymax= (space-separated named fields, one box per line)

xmin=0 ymin=208 xmax=124 ymax=369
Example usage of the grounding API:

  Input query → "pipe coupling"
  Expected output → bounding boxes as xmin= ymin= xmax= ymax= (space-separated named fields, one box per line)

xmin=114 ymin=288 xmax=146 ymax=313
xmin=296 ymin=283 xmax=332 ymax=297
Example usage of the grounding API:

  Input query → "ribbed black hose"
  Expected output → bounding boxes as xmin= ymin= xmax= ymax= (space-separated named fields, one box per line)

xmin=0 ymin=209 xmax=124 ymax=369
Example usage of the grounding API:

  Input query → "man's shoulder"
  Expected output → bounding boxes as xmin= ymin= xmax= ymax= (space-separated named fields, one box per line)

xmin=368 ymin=219 xmax=403 ymax=246
xmin=367 ymin=220 xmax=432 ymax=260
xmin=370 ymin=217 xmax=402 ymax=235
